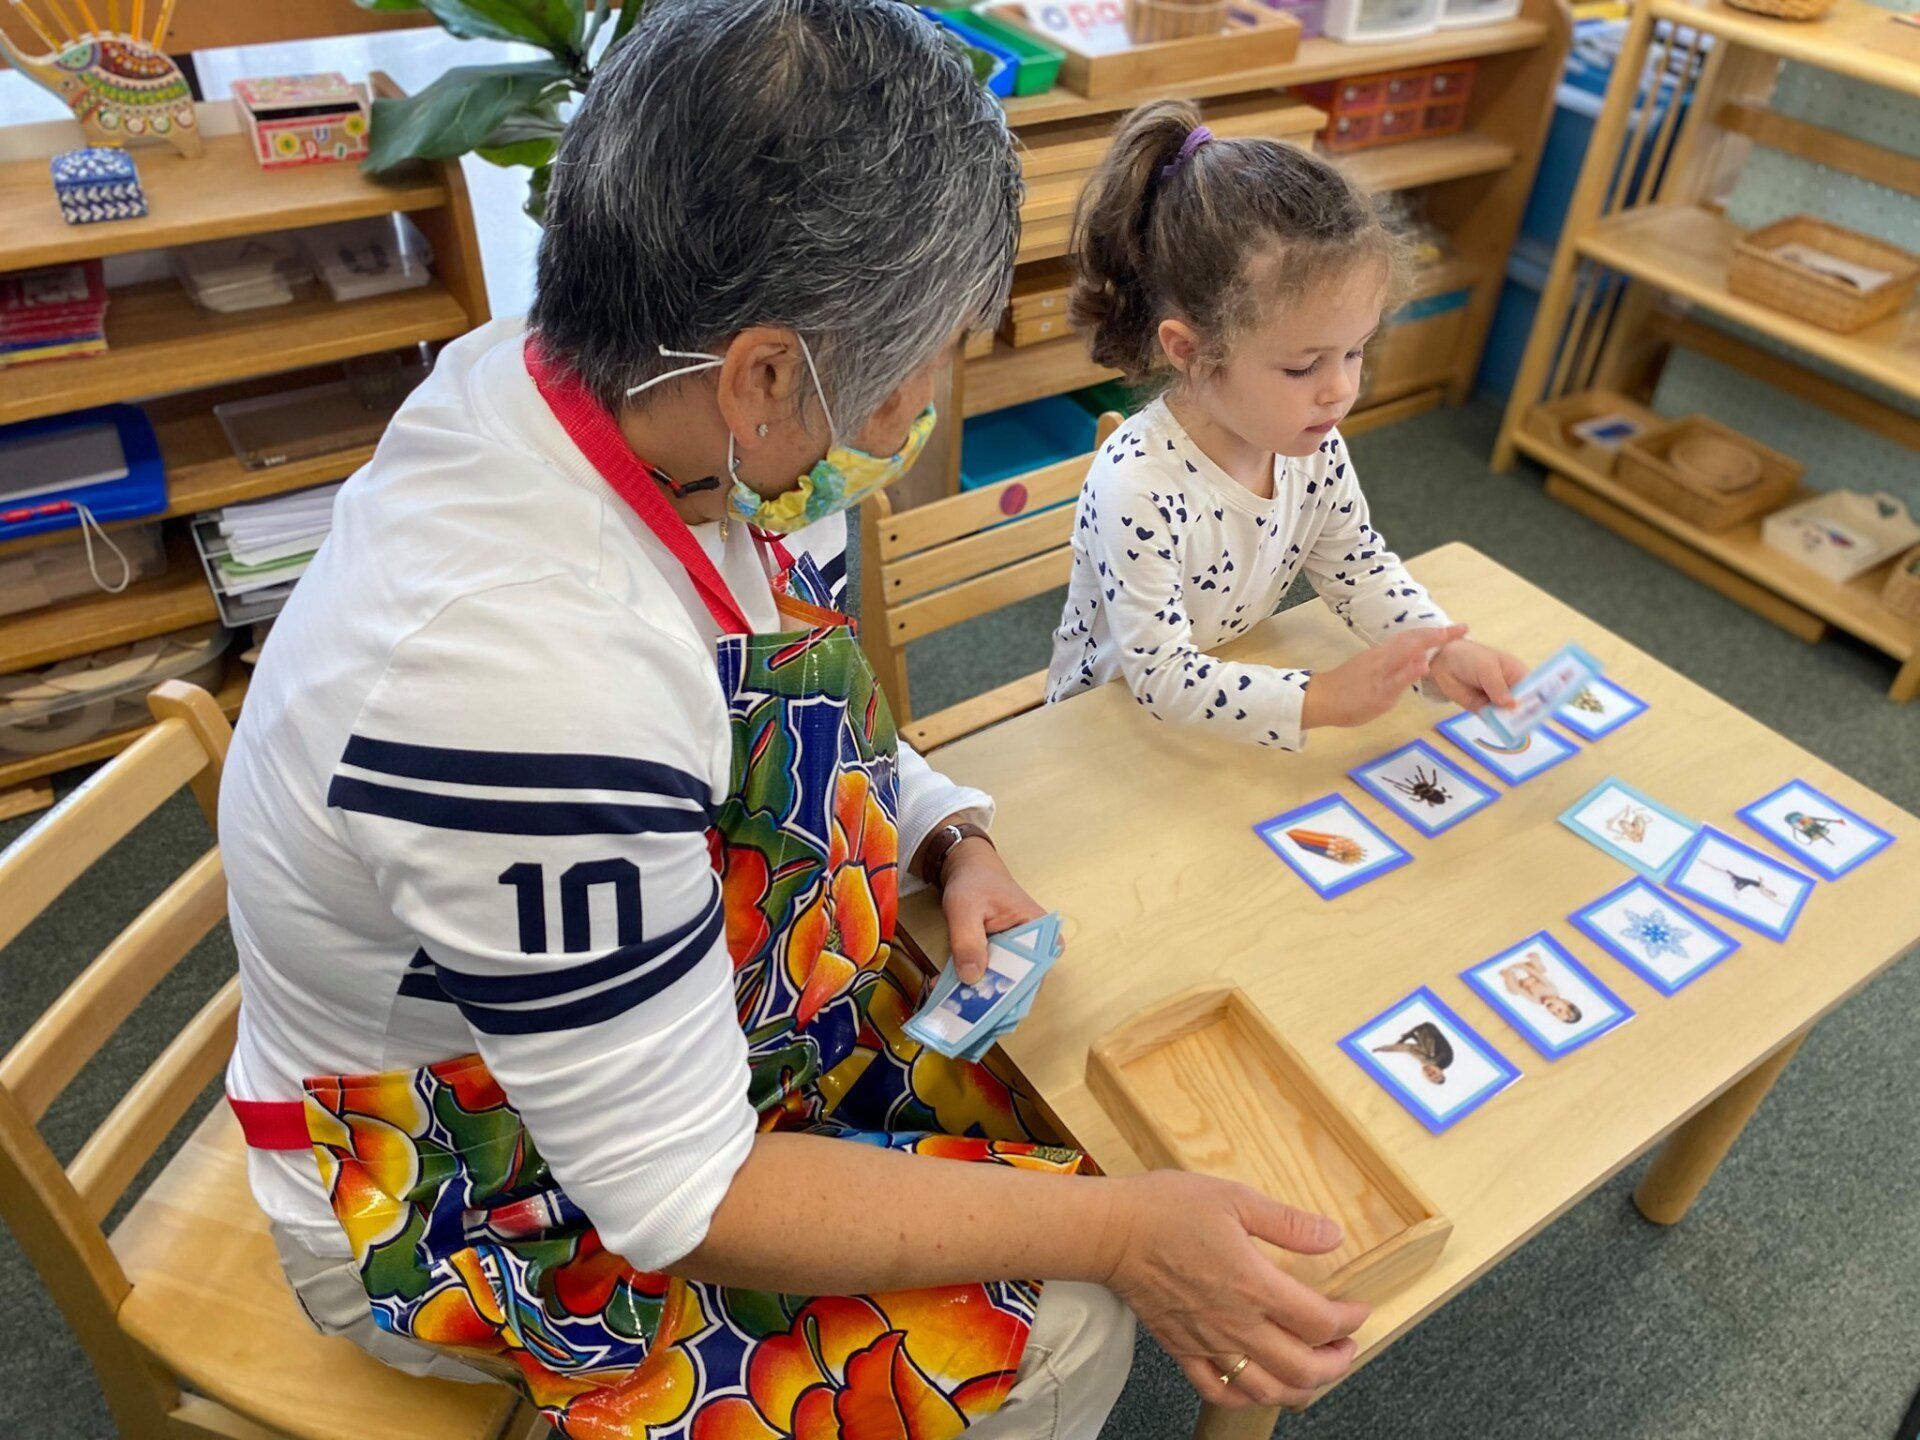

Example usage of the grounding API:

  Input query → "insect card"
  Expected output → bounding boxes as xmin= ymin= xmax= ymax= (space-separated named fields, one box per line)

xmin=1478 ymin=642 xmax=1603 ymax=748
xmin=1667 ymin=828 xmax=1814 ymax=942
xmin=1350 ymin=738 xmax=1496 ymax=837
xmin=1436 ymin=710 xmax=1577 ymax=786
xmin=1736 ymin=780 xmax=1892 ymax=881
xmin=1554 ymin=673 xmax=1647 ymax=742
xmin=1570 ymin=878 xmax=1739 ymax=995
xmin=1339 ymin=986 xmax=1520 ymax=1134
xmin=1255 ymin=794 xmax=1410 ymax=900
xmin=1559 ymin=778 xmax=1698 ymax=879
xmin=1461 ymin=932 xmax=1633 ymax=1059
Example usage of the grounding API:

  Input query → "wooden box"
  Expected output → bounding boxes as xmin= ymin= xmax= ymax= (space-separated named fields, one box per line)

xmin=1299 ymin=61 xmax=1476 ymax=153
xmin=963 ymin=328 xmax=996 ymax=360
xmin=1616 ymin=415 xmax=1803 ymax=533
xmin=1000 ymin=308 xmax=1074 ymax=348
xmin=230 ymin=73 xmax=370 ymax=170
xmin=981 ymin=0 xmax=1300 ymax=99
xmin=1763 ymin=490 xmax=1920 ymax=583
xmin=1088 ymin=985 xmax=1451 ymax=1306
xmin=1524 ymin=389 xmax=1662 ymax=476
xmin=1359 ymin=285 xmax=1468 ymax=405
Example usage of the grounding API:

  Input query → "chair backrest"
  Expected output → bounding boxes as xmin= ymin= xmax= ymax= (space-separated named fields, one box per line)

xmin=0 ymin=680 xmax=235 ymax=1437
xmin=859 ymin=411 xmax=1121 ymax=751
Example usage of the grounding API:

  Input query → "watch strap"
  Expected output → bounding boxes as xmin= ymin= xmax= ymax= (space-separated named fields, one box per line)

xmin=918 ymin=821 xmax=992 ymax=889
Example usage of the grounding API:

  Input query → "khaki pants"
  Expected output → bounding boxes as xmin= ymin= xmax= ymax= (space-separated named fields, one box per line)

xmin=273 ymin=1225 xmax=1134 ymax=1439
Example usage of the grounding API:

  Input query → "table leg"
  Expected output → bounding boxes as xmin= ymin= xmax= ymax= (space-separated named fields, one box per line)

xmin=1193 ymin=1402 xmax=1282 ymax=1440
xmin=1633 ymin=1033 xmax=1806 ymax=1225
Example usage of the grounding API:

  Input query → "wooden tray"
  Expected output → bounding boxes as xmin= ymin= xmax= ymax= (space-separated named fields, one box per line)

xmin=981 ymin=0 xmax=1301 ymax=98
xmin=1088 ymin=985 xmax=1451 ymax=1305
xmin=1525 ymin=388 xmax=1662 ymax=476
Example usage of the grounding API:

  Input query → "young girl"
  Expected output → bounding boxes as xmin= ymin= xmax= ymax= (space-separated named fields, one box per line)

xmin=1047 ymin=101 xmax=1524 ymax=749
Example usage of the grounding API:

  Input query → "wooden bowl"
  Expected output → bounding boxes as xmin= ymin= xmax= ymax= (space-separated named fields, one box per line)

xmin=1670 ymin=432 xmax=1762 ymax=495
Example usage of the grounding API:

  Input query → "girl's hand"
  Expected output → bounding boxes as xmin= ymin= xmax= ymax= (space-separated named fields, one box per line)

xmin=1429 ymin=638 xmax=1528 ymax=713
xmin=1103 ymin=1171 xmax=1370 ymax=1410
xmin=1301 ymin=625 xmax=1467 ymax=731
xmin=939 ymin=837 xmax=1046 ymax=984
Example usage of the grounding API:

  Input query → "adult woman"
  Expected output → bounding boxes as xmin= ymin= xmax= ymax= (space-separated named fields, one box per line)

xmin=217 ymin=2 xmax=1367 ymax=1434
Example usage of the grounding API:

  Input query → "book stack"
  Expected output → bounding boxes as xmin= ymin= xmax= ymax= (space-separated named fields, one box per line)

xmin=0 ymin=261 xmax=110 ymax=368
xmin=190 ymin=482 xmax=340 ymax=626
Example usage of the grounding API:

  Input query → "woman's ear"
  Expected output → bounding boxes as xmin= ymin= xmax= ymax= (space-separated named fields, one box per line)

xmin=715 ymin=327 xmax=812 ymax=454
xmin=1157 ymin=317 xmax=1202 ymax=377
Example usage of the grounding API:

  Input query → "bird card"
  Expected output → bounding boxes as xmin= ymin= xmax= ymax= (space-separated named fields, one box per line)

xmin=1461 ymin=932 xmax=1633 ymax=1059
xmin=1255 ymin=794 xmax=1410 ymax=900
xmin=1339 ymin=986 xmax=1520 ymax=1135
xmin=1736 ymin=780 xmax=1892 ymax=881
xmin=1349 ymin=738 xmax=1496 ymax=837
xmin=1666 ymin=827 xmax=1815 ymax=942
xmin=1436 ymin=710 xmax=1578 ymax=786
xmin=1477 ymin=642 xmax=1603 ymax=748
xmin=1570 ymin=878 xmax=1740 ymax=995
xmin=1554 ymin=673 xmax=1647 ymax=742
xmin=1558 ymin=778 xmax=1698 ymax=879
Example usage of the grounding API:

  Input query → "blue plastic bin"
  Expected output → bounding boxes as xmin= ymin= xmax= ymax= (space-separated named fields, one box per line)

xmin=917 ymin=7 xmax=1019 ymax=96
xmin=960 ymin=395 xmax=1096 ymax=491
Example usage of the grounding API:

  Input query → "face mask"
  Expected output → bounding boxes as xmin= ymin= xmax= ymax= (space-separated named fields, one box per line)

xmin=626 ymin=337 xmax=936 ymax=535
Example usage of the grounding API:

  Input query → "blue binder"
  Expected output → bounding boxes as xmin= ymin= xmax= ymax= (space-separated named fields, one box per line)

xmin=0 ymin=405 xmax=166 ymax=544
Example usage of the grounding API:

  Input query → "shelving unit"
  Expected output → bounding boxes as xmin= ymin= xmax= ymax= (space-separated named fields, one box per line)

xmin=1491 ymin=0 xmax=1920 ymax=701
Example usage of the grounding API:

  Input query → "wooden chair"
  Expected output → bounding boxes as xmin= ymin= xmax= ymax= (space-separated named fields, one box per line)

xmin=0 ymin=680 xmax=541 ymax=1440
xmin=860 ymin=411 xmax=1121 ymax=752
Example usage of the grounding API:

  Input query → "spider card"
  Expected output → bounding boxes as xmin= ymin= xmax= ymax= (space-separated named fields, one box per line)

xmin=1350 ymin=739 xmax=1496 ymax=837
xmin=1255 ymin=794 xmax=1410 ymax=900
xmin=1554 ymin=673 xmax=1648 ymax=742
xmin=1461 ymin=932 xmax=1633 ymax=1060
xmin=1570 ymin=879 xmax=1739 ymax=995
xmin=1436 ymin=710 xmax=1578 ymax=787
xmin=1339 ymin=986 xmax=1520 ymax=1135
xmin=1666 ymin=827 xmax=1815 ymax=942
xmin=1559 ymin=778 xmax=1698 ymax=879
xmin=1477 ymin=642 xmax=1603 ymax=748
xmin=1736 ymin=780 xmax=1892 ymax=881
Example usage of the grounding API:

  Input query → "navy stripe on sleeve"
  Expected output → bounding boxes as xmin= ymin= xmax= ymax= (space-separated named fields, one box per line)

xmin=397 ymin=949 xmax=453 ymax=1004
xmin=433 ymin=891 xmax=718 ymax=1005
xmin=327 ymin=776 xmax=708 ymax=835
xmin=339 ymin=736 xmax=711 ymax=807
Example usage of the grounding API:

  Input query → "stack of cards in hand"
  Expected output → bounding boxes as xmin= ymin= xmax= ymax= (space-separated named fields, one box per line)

xmin=904 ymin=913 xmax=1063 ymax=1061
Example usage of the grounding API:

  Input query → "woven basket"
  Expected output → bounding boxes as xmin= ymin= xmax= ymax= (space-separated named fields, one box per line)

xmin=1883 ymin=546 xmax=1920 ymax=622
xmin=1724 ymin=0 xmax=1841 ymax=19
xmin=1729 ymin=215 xmax=1920 ymax=333
xmin=1126 ymin=0 xmax=1229 ymax=42
xmin=1616 ymin=415 xmax=1803 ymax=532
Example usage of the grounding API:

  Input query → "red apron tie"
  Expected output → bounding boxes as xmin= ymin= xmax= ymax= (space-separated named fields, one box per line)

xmin=228 ymin=1096 xmax=313 ymax=1150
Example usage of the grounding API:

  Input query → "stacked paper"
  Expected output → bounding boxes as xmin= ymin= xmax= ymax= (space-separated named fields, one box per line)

xmin=192 ymin=483 xmax=339 ymax=625
xmin=0 ymin=261 xmax=109 ymax=367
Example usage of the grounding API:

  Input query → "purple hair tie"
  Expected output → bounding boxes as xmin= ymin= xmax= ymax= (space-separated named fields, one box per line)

xmin=1160 ymin=125 xmax=1213 ymax=181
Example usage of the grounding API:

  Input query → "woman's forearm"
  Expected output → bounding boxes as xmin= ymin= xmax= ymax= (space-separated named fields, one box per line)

xmin=671 ymin=1130 xmax=1129 ymax=1295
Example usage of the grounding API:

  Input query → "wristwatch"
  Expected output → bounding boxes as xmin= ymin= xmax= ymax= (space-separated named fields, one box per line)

xmin=917 ymin=821 xmax=993 ymax=890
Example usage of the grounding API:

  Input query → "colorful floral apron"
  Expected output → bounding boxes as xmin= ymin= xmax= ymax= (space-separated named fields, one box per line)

xmin=237 ymin=346 xmax=1083 ymax=1440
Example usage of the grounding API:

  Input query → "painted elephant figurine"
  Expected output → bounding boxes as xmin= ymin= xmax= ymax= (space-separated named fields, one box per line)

xmin=0 ymin=32 xmax=201 ymax=158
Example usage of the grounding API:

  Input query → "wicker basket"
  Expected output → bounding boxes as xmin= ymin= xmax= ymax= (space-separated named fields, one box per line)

xmin=1615 ymin=415 xmax=1803 ymax=532
xmin=1884 ymin=546 xmax=1920 ymax=621
xmin=1729 ymin=215 xmax=1920 ymax=333
xmin=1723 ymin=0 xmax=1840 ymax=19
xmin=1126 ymin=0 xmax=1229 ymax=42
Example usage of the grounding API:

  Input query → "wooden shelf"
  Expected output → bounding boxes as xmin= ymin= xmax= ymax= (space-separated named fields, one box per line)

xmin=1335 ymin=132 xmax=1517 ymax=192
xmin=964 ymin=334 xmax=1120 ymax=417
xmin=0 ymin=535 xmax=217 ymax=675
xmin=1577 ymin=205 xmax=1920 ymax=404
xmin=0 ymin=279 xmax=472 ymax=428
xmin=1650 ymin=0 xmax=1920 ymax=100
xmin=0 ymin=131 xmax=448 ymax=274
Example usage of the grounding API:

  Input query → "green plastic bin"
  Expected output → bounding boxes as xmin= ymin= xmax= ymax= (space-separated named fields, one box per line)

xmin=939 ymin=7 xmax=1064 ymax=96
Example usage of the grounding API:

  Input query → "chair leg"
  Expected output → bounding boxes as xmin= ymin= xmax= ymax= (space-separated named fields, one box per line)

xmin=1634 ymin=1033 xmax=1806 ymax=1225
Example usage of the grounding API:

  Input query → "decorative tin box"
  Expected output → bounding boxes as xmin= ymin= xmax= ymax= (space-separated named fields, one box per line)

xmin=230 ymin=73 xmax=371 ymax=170
xmin=49 ymin=147 xmax=146 ymax=225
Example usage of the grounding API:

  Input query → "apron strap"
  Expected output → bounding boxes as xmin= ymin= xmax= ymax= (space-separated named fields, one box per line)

xmin=525 ymin=337 xmax=755 ymax=636
xmin=229 ymin=1095 xmax=312 ymax=1150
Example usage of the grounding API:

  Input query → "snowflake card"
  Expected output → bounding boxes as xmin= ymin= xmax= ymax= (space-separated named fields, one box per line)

xmin=1559 ymin=778 xmax=1698 ymax=879
xmin=1349 ymin=739 xmax=1496 ymax=837
xmin=1667 ymin=827 xmax=1815 ymax=942
xmin=1461 ymin=932 xmax=1633 ymax=1060
xmin=1736 ymin=780 xmax=1893 ymax=882
xmin=1570 ymin=879 xmax=1740 ymax=995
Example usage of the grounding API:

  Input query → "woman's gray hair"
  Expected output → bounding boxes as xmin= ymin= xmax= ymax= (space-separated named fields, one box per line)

xmin=530 ymin=0 xmax=1021 ymax=430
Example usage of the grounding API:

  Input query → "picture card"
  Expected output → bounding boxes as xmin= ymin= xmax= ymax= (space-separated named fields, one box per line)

xmin=1554 ymin=673 xmax=1647 ymax=742
xmin=1461 ymin=932 xmax=1633 ymax=1060
xmin=1570 ymin=878 xmax=1739 ymax=995
xmin=1737 ymin=780 xmax=1892 ymax=881
xmin=1436 ymin=710 xmax=1578 ymax=786
xmin=1478 ymin=642 xmax=1603 ymax=748
xmin=1558 ymin=778 xmax=1698 ymax=879
xmin=1569 ymin=412 xmax=1646 ymax=449
xmin=1349 ymin=738 xmax=1496 ymax=837
xmin=1339 ymin=986 xmax=1520 ymax=1135
xmin=1667 ymin=827 xmax=1815 ymax=942
xmin=1255 ymin=794 xmax=1410 ymax=900
xmin=904 ymin=943 xmax=1036 ymax=1052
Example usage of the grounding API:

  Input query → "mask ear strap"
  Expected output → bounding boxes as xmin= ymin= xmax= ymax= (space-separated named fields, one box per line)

xmin=794 ymin=333 xmax=837 ymax=443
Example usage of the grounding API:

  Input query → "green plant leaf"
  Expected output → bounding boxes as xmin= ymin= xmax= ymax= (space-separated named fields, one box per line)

xmin=353 ymin=0 xmax=426 ymax=11
xmin=608 ymin=0 xmax=647 ymax=49
xmin=361 ymin=58 xmax=572 ymax=171
xmin=524 ymin=160 xmax=554 ymax=223
xmin=411 ymin=0 xmax=585 ymax=52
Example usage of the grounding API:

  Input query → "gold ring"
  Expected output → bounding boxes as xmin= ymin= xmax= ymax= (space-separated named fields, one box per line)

xmin=1219 ymin=1355 xmax=1251 ymax=1388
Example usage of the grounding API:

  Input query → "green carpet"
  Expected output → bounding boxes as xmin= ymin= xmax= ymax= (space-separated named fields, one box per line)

xmin=3 ymin=399 xmax=1914 ymax=1438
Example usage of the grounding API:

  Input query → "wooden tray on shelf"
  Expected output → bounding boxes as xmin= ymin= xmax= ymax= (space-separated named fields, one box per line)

xmin=1088 ymin=985 xmax=1451 ymax=1305
xmin=1525 ymin=389 xmax=1662 ymax=476
xmin=981 ymin=1 xmax=1301 ymax=98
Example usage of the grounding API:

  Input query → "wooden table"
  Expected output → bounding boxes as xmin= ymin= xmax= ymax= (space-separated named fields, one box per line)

xmin=898 ymin=543 xmax=1920 ymax=1438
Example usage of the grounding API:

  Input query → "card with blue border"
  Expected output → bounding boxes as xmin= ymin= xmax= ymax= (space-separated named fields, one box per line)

xmin=1349 ymin=738 xmax=1496 ymax=837
xmin=1736 ymin=780 xmax=1892 ymax=882
xmin=1570 ymin=878 xmax=1740 ymax=994
xmin=1339 ymin=985 xmax=1520 ymax=1134
xmin=1461 ymin=932 xmax=1633 ymax=1059
xmin=1478 ymin=642 xmax=1603 ymax=748
xmin=1558 ymin=777 xmax=1698 ymax=879
xmin=1666 ymin=827 xmax=1814 ymax=942
xmin=1436 ymin=710 xmax=1577 ymax=786
xmin=1554 ymin=673 xmax=1647 ymax=742
xmin=1254 ymin=794 xmax=1410 ymax=900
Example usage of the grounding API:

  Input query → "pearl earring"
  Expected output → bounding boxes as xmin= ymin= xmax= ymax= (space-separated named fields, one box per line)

xmin=756 ymin=423 xmax=770 ymax=437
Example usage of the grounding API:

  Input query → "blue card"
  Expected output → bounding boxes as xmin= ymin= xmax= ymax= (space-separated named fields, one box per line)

xmin=1570 ymin=878 xmax=1740 ymax=994
xmin=1340 ymin=986 xmax=1520 ymax=1135
xmin=991 ymin=913 xmax=1064 ymax=965
xmin=1736 ymin=780 xmax=1893 ymax=881
xmin=1461 ymin=932 xmax=1633 ymax=1059
xmin=1558 ymin=778 xmax=1699 ymax=879
xmin=1255 ymin=794 xmax=1411 ymax=900
xmin=1478 ymin=642 xmax=1603 ymax=748
xmin=1349 ymin=738 xmax=1497 ymax=837
xmin=1666 ymin=827 xmax=1815 ymax=942
xmin=1436 ymin=710 xmax=1578 ymax=787
xmin=1554 ymin=673 xmax=1648 ymax=742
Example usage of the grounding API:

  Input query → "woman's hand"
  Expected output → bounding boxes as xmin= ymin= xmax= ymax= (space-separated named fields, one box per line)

xmin=939 ymin=837 xmax=1047 ymax=984
xmin=1301 ymin=625 xmax=1468 ymax=731
xmin=1103 ymin=1171 xmax=1370 ymax=1410
xmin=1429 ymin=637 xmax=1529 ymax=713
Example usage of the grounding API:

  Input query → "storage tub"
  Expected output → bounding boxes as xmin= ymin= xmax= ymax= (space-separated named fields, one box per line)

xmin=0 ymin=624 xmax=229 ymax=759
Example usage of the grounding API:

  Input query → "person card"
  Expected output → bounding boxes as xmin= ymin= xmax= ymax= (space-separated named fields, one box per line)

xmin=1255 ymin=794 xmax=1410 ymax=900
xmin=1570 ymin=878 xmax=1739 ymax=995
xmin=1478 ymin=642 xmax=1603 ymax=748
xmin=1666 ymin=827 xmax=1815 ymax=943
xmin=1461 ymin=932 xmax=1633 ymax=1059
xmin=1436 ymin=710 xmax=1577 ymax=787
xmin=1558 ymin=778 xmax=1698 ymax=879
xmin=1736 ymin=780 xmax=1892 ymax=882
xmin=1349 ymin=738 xmax=1496 ymax=837
xmin=1554 ymin=673 xmax=1647 ymax=742
xmin=1339 ymin=986 xmax=1520 ymax=1135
